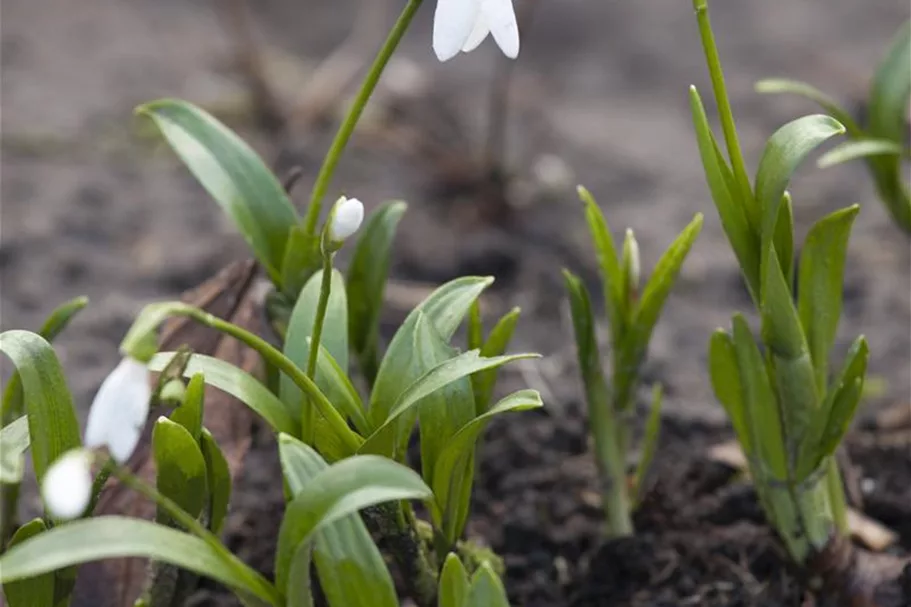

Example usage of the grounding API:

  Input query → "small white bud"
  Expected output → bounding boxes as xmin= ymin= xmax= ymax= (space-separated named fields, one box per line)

xmin=42 ymin=449 xmax=93 ymax=520
xmin=84 ymin=357 xmax=151 ymax=463
xmin=329 ymin=196 xmax=364 ymax=241
xmin=624 ymin=228 xmax=641 ymax=289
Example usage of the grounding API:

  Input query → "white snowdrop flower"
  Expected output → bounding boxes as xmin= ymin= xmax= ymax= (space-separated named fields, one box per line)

xmin=84 ymin=356 xmax=151 ymax=463
xmin=329 ymin=196 xmax=365 ymax=241
xmin=433 ymin=0 xmax=520 ymax=62
xmin=42 ymin=449 xmax=93 ymax=520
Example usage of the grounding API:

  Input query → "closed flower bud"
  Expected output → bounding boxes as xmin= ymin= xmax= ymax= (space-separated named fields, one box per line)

xmin=623 ymin=228 xmax=641 ymax=301
xmin=329 ymin=196 xmax=364 ymax=242
xmin=84 ymin=356 xmax=151 ymax=463
xmin=433 ymin=0 xmax=519 ymax=62
xmin=42 ymin=449 xmax=93 ymax=520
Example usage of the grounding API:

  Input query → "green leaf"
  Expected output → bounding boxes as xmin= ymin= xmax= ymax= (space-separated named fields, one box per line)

xmin=432 ymin=390 xmax=543 ymax=542
xmin=280 ymin=225 xmax=322 ymax=299
xmin=869 ymin=22 xmax=911 ymax=141
xmin=0 ymin=416 xmax=29 ymax=483
xmin=361 ymin=347 xmax=539 ymax=457
xmin=466 ymin=562 xmax=510 ymax=607
xmin=0 ymin=516 xmax=280 ymax=604
xmin=347 ymin=201 xmax=407 ymax=385
xmin=200 ymin=429 xmax=232 ymax=535
xmin=754 ymin=114 xmax=845 ymax=259
xmin=633 ymin=385 xmax=663 ymax=506
xmin=0 ymin=331 xmax=81 ymax=484
xmin=797 ymin=205 xmax=860 ymax=392
xmin=152 ymin=417 xmax=208 ymax=522
xmin=472 ymin=307 xmax=521 ymax=414
xmin=754 ymin=79 xmax=861 ymax=135
xmin=280 ymin=269 xmax=349 ymax=423
xmin=150 ymin=352 xmax=297 ymax=436
xmin=579 ymin=186 xmax=624 ymax=340
xmin=773 ymin=194 xmax=795 ymax=287
xmin=274 ymin=454 xmax=433 ymax=591
xmin=438 ymin=553 xmax=470 ymax=607
xmin=170 ymin=372 xmax=205 ymax=442
xmin=817 ymin=139 xmax=905 ymax=168
xmin=3 ymin=519 xmax=55 ymax=607
xmin=708 ymin=330 xmax=750 ymax=454
xmin=137 ymin=99 xmax=299 ymax=284
xmin=467 ymin=301 xmax=484 ymax=351
xmin=689 ymin=87 xmax=761 ymax=300
xmin=311 ymin=343 xmax=370 ymax=435
xmin=760 ymin=247 xmax=808 ymax=361
xmin=277 ymin=435 xmax=398 ymax=607
xmin=369 ymin=276 xmax=494 ymax=432
xmin=731 ymin=315 xmax=787 ymax=479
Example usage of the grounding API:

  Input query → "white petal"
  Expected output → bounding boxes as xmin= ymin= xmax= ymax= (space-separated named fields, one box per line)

xmin=42 ymin=449 xmax=92 ymax=520
xmin=461 ymin=10 xmax=490 ymax=53
xmin=484 ymin=0 xmax=520 ymax=59
xmin=84 ymin=357 xmax=151 ymax=463
xmin=329 ymin=196 xmax=365 ymax=241
xmin=433 ymin=0 xmax=482 ymax=62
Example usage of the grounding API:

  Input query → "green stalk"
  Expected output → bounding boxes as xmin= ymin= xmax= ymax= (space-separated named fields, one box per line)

xmin=589 ymin=379 xmax=634 ymax=538
xmin=301 ymin=0 xmax=423 ymax=238
xmin=302 ymin=253 xmax=334 ymax=444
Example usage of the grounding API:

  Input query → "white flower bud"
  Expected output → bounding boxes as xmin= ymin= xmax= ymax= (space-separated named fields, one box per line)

xmin=84 ymin=357 xmax=151 ymax=463
xmin=42 ymin=449 xmax=93 ymax=520
xmin=624 ymin=229 xmax=641 ymax=289
xmin=329 ymin=196 xmax=364 ymax=241
xmin=433 ymin=0 xmax=519 ymax=62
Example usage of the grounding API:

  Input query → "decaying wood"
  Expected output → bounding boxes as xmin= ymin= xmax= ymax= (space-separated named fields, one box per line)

xmin=70 ymin=260 xmax=265 ymax=606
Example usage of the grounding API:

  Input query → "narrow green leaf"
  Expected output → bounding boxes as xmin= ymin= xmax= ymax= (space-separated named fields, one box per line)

xmin=170 ymin=373 xmax=205 ymax=443
xmin=277 ymin=435 xmax=398 ymax=607
xmin=280 ymin=225 xmax=322 ymax=299
xmin=150 ymin=352 xmax=297 ymax=437
xmin=708 ymin=330 xmax=750 ymax=454
xmin=633 ymin=385 xmax=663 ymax=506
xmin=432 ymin=390 xmax=543 ymax=543
xmin=347 ymin=201 xmax=407 ymax=385
xmin=755 ymin=79 xmax=861 ymax=135
xmin=280 ymin=269 xmax=349 ymax=423
xmin=137 ymin=99 xmax=298 ymax=283
xmin=0 ymin=517 xmax=279 ymax=604
xmin=818 ymin=139 xmax=905 ymax=168
xmin=311 ymin=342 xmax=370 ymax=435
xmin=760 ymin=247 xmax=808 ymax=361
xmin=0 ymin=416 xmax=29 ymax=483
xmin=472 ymin=307 xmax=521 ymax=414
xmin=754 ymin=114 xmax=845 ymax=258
xmin=689 ymin=87 xmax=761 ymax=300
xmin=0 ymin=331 xmax=81 ymax=484
xmin=467 ymin=300 xmax=484 ymax=351
xmin=274 ymin=455 xmax=433 ymax=591
xmin=3 ymin=519 xmax=54 ymax=607
xmin=438 ymin=553 xmax=470 ymax=607
xmin=466 ymin=562 xmax=510 ymax=607
xmin=797 ymin=205 xmax=860 ymax=391
xmin=152 ymin=417 xmax=208 ymax=522
xmin=200 ymin=429 xmax=232 ymax=535
xmin=773 ymin=194 xmax=794 ymax=287
xmin=579 ymin=185 xmax=624 ymax=340
xmin=869 ymin=22 xmax=911 ymax=141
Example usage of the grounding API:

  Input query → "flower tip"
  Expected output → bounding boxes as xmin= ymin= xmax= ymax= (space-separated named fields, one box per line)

xmin=329 ymin=196 xmax=365 ymax=241
xmin=42 ymin=450 xmax=92 ymax=520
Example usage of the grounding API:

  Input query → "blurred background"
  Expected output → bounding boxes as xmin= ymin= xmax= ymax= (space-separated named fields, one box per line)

xmin=2 ymin=0 xmax=909 ymax=430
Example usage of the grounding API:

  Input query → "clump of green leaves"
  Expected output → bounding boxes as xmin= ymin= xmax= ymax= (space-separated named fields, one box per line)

xmin=690 ymin=0 xmax=867 ymax=564
xmin=564 ymin=186 xmax=702 ymax=537
xmin=757 ymin=22 xmax=911 ymax=233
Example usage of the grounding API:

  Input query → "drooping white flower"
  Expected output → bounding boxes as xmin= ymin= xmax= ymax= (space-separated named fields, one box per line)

xmin=84 ymin=356 xmax=151 ymax=463
xmin=329 ymin=196 xmax=365 ymax=241
xmin=433 ymin=0 xmax=520 ymax=62
xmin=42 ymin=449 xmax=93 ymax=520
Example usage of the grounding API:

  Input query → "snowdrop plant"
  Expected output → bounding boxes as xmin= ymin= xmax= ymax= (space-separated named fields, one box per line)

xmin=690 ymin=0 xmax=867 ymax=567
xmin=756 ymin=22 xmax=911 ymax=233
xmin=564 ymin=187 xmax=703 ymax=537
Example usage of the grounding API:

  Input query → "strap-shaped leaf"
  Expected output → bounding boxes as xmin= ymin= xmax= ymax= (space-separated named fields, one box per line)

xmin=170 ymin=372 xmax=205 ymax=442
xmin=311 ymin=342 xmax=369 ymax=435
xmin=432 ymin=390 xmax=542 ymax=542
xmin=369 ymin=277 xmax=493 ymax=430
xmin=869 ymin=22 xmax=911 ymax=141
xmin=274 ymin=454 xmax=432 ymax=591
xmin=633 ymin=385 xmax=663 ymax=506
xmin=689 ymin=87 xmax=761 ymax=300
xmin=0 ymin=416 xmax=29 ymax=483
xmin=0 ymin=516 xmax=280 ymax=604
xmin=137 ymin=99 xmax=298 ymax=284
xmin=347 ymin=201 xmax=407 ymax=385
xmin=579 ymin=186 xmax=624 ymax=340
xmin=150 ymin=352 xmax=297 ymax=436
xmin=797 ymin=205 xmax=860 ymax=391
xmin=438 ymin=553 xmax=470 ymax=607
xmin=152 ymin=417 xmax=208 ymax=522
xmin=773 ymin=194 xmax=794 ymax=288
xmin=466 ymin=563 xmax=510 ymax=607
xmin=472 ymin=307 xmax=521 ymax=414
xmin=708 ymin=330 xmax=750 ymax=454
xmin=277 ymin=435 xmax=398 ymax=607
xmin=754 ymin=114 xmax=844 ymax=260
xmin=754 ymin=79 xmax=861 ymax=136
xmin=3 ymin=519 xmax=54 ymax=607
xmin=200 ymin=429 xmax=231 ymax=535
xmin=818 ymin=139 xmax=904 ymax=168
xmin=0 ymin=331 xmax=81 ymax=484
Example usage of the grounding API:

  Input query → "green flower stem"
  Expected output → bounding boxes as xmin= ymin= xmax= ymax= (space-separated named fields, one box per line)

xmin=693 ymin=0 xmax=753 ymax=204
xmin=86 ymin=458 xmax=115 ymax=516
xmin=302 ymin=0 xmax=424 ymax=238
xmin=110 ymin=461 xmax=282 ymax=606
xmin=302 ymin=253 xmax=335 ymax=444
